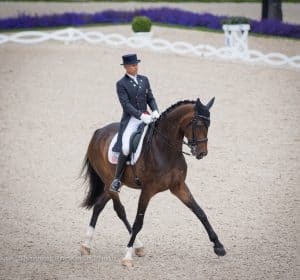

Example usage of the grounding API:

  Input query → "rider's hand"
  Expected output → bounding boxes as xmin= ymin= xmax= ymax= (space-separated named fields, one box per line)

xmin=151 ymin=110 xmax=160 ymax=119
xmin=140 ymin=113 xmax=152 ymax=124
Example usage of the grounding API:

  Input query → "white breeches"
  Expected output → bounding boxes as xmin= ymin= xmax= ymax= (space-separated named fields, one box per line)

xmin=122 ymin=116 xmax=143 ymax=155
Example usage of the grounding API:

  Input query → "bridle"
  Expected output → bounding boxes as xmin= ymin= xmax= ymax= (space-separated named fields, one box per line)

xmin=149 ymin=112 xmax=210 ymax=157
xmin=184 ymin=114 xmax=210 ymax=153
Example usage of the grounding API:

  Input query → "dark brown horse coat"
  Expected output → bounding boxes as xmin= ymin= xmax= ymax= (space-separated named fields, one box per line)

xmin=81 ymin=99 xmax=226 ymax=261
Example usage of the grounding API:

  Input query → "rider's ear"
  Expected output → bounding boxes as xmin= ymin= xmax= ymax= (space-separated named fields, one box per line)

xmin=206 ymin=97 xmax=215 ymax=110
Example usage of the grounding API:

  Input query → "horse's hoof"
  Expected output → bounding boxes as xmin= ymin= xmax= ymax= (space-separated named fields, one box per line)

xmin=214 ymin=245 xmax=226 ymax=256
xmin=80 ymin=244 xmax=91 ymax=256
xmin=121 ymin=259 xmax=134 ymax=268
xmin=135 ymin=247 xmax=145 ymax=257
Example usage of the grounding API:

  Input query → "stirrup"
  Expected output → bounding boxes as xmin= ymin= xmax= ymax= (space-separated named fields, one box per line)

xmin=110 ymin=178 xmax=121 ymax=193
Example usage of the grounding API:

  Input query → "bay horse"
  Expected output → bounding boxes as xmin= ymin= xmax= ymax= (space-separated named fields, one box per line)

xmin=80 ymin=98 xmax=226 ymax=267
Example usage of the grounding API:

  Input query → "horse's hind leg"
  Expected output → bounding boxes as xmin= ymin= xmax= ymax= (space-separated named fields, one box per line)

xmin=112 ymin=195 xmax=145 ymax=257
xmin=170 ymin=182 xmax=226 ymax=257
xmin=80 ymin=192 xmax=111 ymax=255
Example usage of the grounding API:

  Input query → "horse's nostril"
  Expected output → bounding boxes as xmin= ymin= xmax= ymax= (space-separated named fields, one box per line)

xmin=197 ymin=153 xmax=203 ymax=159
xmin=196 ymin=151 xmax=208 ymax=159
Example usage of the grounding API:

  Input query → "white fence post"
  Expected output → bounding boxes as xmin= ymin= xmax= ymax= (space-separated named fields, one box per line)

xmin=222 ymin=24 xmax=250 ymax=58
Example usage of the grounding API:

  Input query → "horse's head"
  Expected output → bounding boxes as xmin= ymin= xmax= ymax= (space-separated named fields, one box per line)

xmin=185 ymin=97 xmax=215 ymax=160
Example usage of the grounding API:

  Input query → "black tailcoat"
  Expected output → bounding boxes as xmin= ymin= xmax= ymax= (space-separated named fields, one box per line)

xmin=112 ymin=74 xmax=158 ymax=153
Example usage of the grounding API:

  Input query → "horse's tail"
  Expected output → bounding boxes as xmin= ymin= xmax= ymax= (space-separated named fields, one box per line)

xmin=80 ymin=152 xmax=105 ymax=210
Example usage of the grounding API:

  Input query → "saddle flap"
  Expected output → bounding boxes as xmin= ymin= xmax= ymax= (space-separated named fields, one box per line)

xmin=108 ymin=124 xmax=149 ymax=166
xmin=129 ymin=123 xmax=146 ymax=154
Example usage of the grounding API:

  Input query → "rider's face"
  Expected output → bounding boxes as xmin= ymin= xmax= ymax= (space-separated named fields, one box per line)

xmin=124 ymin=64 xmax=138 ymax=76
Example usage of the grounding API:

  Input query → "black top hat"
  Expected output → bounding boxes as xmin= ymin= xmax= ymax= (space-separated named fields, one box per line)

xmin=121 ymin=54 xmax=141 ymax=65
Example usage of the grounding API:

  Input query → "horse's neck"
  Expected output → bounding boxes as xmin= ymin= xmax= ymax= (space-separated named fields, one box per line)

xmin=155 ymin=104 xmax=194 ymax=150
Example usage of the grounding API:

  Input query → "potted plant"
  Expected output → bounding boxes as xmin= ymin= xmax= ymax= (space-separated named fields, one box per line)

xmin=221 ymin=17 xmax=251 ymax=52
xmin=131 ymin=16 xmax=153 ymax=41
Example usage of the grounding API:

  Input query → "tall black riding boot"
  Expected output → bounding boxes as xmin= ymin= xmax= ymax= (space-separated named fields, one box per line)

xmin=110 ymin=152 xmax=128 ymax=192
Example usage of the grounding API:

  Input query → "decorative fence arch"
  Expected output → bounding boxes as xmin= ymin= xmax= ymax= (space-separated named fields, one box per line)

xmin=0 ymin=28 xmax=299 ymax=69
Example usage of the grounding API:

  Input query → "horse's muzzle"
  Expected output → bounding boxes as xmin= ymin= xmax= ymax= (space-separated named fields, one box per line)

xmin=190 ymin=145 xmax=207 ymax=159
xmin=196 ymin=151 xmax=207 ymax=160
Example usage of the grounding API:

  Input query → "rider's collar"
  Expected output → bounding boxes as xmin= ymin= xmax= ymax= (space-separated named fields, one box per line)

xmin=126 ymin=74 xmax=138 ymax=84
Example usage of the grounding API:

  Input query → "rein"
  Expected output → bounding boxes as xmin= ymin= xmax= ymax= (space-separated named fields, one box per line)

xmin=151 ymin=124 xmax=192 ymax=156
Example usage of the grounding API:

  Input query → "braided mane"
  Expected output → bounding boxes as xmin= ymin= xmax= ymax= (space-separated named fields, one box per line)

xmin=157 ymin=100 xmax=196 ymax=124
xmin=149 ymin=99 xmax=196 ymax=143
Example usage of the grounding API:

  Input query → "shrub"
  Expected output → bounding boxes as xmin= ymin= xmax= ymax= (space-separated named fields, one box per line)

xmin=221 ymin=17 xmax=250 ymax=25
xmin=131 ymin=16 xmax=152 ymax=32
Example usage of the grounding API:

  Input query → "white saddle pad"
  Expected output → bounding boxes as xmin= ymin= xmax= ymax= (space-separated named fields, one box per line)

xmin=108 ymin=125 xmax=149 ymax=165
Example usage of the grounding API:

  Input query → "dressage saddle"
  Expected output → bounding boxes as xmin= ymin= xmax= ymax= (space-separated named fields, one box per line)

xmin=129 ymin=123 xmax=146 ymax=155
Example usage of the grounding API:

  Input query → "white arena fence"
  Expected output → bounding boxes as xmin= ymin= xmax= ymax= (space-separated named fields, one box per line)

xmin=0 ymin=28 xmax=299 ymax=69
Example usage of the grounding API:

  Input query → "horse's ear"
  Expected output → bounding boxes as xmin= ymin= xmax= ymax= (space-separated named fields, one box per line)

xmin=206 ymin=97 xmax=215 ymax=110
xmin=195 ymin=98 xmax=203 ymax=111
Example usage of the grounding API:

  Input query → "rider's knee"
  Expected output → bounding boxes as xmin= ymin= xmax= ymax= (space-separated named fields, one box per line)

xmin=122 ymin=145 xmax=130 ymax=156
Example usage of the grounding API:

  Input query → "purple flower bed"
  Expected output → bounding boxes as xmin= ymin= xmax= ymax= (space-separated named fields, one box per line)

xmin=0 ymin=7 xmax=299 ymax=39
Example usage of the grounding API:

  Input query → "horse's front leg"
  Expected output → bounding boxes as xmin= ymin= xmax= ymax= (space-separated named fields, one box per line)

xmin=170 ymin=182 xmax=226 ymax=256
xmin=121 ymin=189 xmax=155 ymax=267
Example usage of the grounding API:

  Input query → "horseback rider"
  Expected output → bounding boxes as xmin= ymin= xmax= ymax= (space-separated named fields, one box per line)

xmin=110 ymin=54 xmax=160 ymax=192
